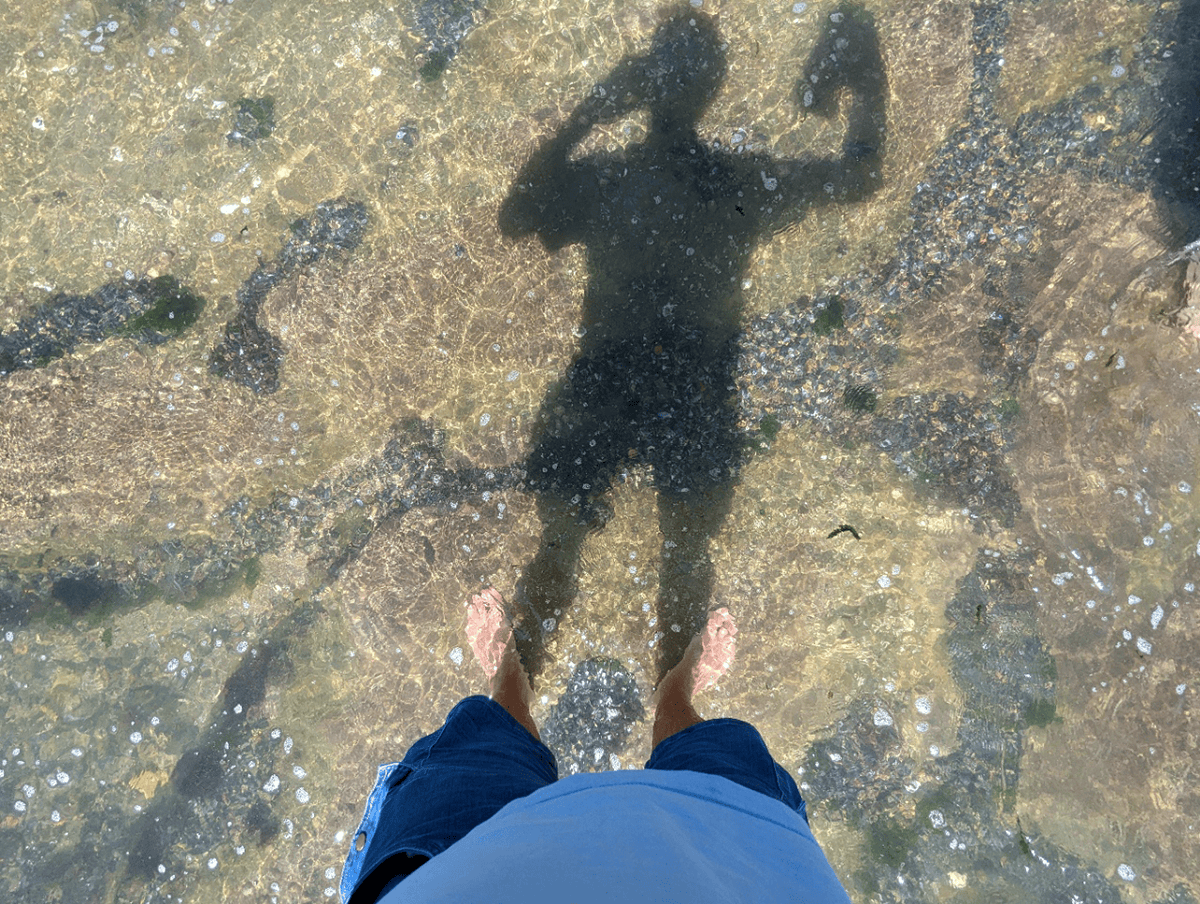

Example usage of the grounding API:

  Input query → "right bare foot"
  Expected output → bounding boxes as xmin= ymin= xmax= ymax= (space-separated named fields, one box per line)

xmin=655 ymin=607 xmax=737 ymax=701
xmin=690 ymin=607 xmax=737 ymax=696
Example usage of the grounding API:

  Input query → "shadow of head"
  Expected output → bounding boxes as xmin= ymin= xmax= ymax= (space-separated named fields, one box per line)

xmin=637 ymin=8 xmax=727 ymax=132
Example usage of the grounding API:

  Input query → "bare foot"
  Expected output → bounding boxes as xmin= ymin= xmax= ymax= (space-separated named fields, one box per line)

xmin=689 ymin=607 xmax=737 ymax=696
xmin=465 ymin=587 xmax=510 ymax=680
xmin=465 ymin=588 xmax=539 ymax=738
xmin=655 ymin=607 xmax=737 ymax=702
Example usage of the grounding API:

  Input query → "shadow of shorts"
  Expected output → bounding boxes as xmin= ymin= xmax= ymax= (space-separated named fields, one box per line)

xmin=340 ymin=695 xmax=807 ymax=903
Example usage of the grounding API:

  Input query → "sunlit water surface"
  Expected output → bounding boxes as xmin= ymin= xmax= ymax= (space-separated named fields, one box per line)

xmin=1 ymin=0 xmax=1198 ymax=902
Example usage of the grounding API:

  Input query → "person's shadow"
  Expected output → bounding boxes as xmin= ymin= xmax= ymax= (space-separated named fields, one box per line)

xmin=499 ymin=5 xmax=887 ymax=686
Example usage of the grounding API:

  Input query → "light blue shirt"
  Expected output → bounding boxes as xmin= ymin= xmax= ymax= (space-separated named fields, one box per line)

xmin=381 ymin=768 xmax=851 ymax=903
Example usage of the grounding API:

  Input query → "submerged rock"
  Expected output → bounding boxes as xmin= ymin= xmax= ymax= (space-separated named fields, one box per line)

xmin=0 ymin=418 xmax=522 ymax=629
xmin=801 ymin=551 xmax=1156 ymax=903
xmin=226 ymin=96 xmax=276 ymax=146
xmin=412 ymin=0 xmax=484 ymax=81
xmin=279 ymin=200 xmax=370 ymax=270
xmin=210 ymin=199 xmax=369 ymax=393
xmin=803 ymin=704 xmax=912 ymax=824
xmin=867 ymin=392 xmax=1021 ymax=528
xmin=540 ymin=657 xmax=645 ymax=774
xmin=207 ymin=307 xmax=286 ymax=394
xmin=0 ymin=276 xmax=205 ymax=376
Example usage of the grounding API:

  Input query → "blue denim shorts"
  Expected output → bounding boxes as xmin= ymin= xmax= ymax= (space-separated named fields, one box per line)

xmin=339 ymin=695 xmax=807 ymax=904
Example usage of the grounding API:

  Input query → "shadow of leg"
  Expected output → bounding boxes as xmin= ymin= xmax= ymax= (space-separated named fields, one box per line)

xmin=654 ymin=484 xmax=735 ymax=683
xmin=513 ymin=495 xmax=599 ymax=684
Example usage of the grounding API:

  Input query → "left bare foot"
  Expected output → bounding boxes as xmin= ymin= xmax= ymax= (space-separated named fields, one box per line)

xmin=465 ymin=587 xmax=510 ymax=680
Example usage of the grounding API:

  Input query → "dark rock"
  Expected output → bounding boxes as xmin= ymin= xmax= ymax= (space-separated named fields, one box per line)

xmin=540 ymin=658 xmax=645 ymax=774
xmin=412 ymin=0 xmax=483 ymax=80
xmin=209 ymin=308 xmax=285 ymax=394
xmin=1150 ymin=0 xmax=1200 ymax=235
xmin=800 ymin=551 xmax=1124 ymax=902
xmin=227 ymin=96 xmax=276 ymax=145
xmin=122 ymin=276 xmax=206 ymax=342
xmin=245 ymin=799 xmax=279 ymax=845
xmin=50 ymin=574 xmax=119 ymax=616
xmin=117 ymin=606 xmax=316 ymax=887
xmin=0 ymin=276 xmax=205 ymax=376
xmin=171 ymin=745 xmax=226 ymax=799
xmin=803 ymin=704 xmax=911 ymax=824
xmin=279 ymin=200 xmax=369 ymax=270
xmin=210 ymin=199 xmax=369 ymax=393
xmin=868 ymin=393 xmax=1020 ymax=528
xmin=944 ymin=552 xmax=1056 ymax=762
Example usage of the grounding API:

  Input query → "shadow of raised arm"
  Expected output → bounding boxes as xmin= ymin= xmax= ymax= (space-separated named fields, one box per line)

xmin=499 ymin=58 xmax=650 ymax=251
xmin=772 ymin=3 xmax=888 ymax=219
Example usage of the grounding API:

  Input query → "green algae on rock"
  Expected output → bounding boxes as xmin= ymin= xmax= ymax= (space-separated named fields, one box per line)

xmin=122 ymin=276 xmax=206 ymax=340
xmin=227 ymin=96 xmax=277 ymax=146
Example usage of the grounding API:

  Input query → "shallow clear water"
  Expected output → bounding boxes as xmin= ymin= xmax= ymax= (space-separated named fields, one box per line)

xmin=1 ymin=0 xmax=1198 ymax=901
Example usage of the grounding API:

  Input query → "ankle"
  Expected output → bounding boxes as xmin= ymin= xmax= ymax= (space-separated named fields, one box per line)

xmin=652 ymin=666 xmax=691 ymax=709
xmin=652 ymin=693 xmax=702 ymax=750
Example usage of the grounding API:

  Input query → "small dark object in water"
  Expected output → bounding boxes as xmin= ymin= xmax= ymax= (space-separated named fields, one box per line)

xmin=420 ymin=49 xmax=455 ymax=82
xmin=395 ymin=123 xmax=420 ymax=147
xmin=227 ymin=96 xmax=276 ymax=145
xmin=811 ymin=295 xmax=846 ymax=336
xmin=826 ymin=524 xmax=861 ymax=540
xmin=842 ymin=383 xmax=878 ymax=413
xmin=245 ymin=799 xmax=280 ymax=845
xmin=50 ymin=573 xmax=118 ymax=615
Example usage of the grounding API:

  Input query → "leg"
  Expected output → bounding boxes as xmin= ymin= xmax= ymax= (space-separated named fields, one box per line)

xmin=466 ymin=588 xmax=541 ymax=742
xmin=644 ymin=608 xmax=807 ymax=820
xmin=651 ymin=607 xmax=737 ymax=750
xmin=491 ymin=638 xmax=541 ymax=743
xmin=343 ymin=681 xmax=557 ymax=903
